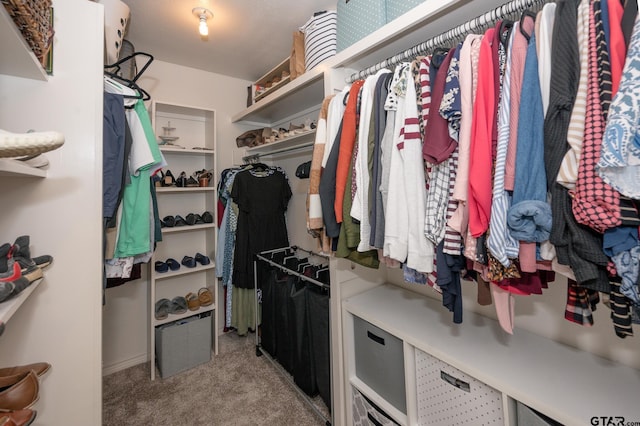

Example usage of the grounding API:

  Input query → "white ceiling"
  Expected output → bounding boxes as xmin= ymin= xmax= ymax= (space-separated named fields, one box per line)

xmin=120 ymin=0 xmax=337 ymax=82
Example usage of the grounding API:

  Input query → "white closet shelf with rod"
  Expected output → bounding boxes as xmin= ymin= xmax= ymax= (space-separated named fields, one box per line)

xmin=346 ymin=0 xmax=549 ymax=84
xmin=242 ymin=142 xmax=315 ymax=164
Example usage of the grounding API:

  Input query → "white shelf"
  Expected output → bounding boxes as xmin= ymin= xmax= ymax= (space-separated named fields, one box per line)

xmin=0 ymin=278 xmax=44 ymax=330
xmin=0 ymin=159 xmax=47 ymax=178
xmin=232 ymin=68 xmax=325 ymax=125
xmin=244 ymin=130 xmax=316 ymax=156
xmin=150 ymin=100 xmax=218 ymax=381
xmin=161 ymin=223 xmax=216 ymax=234
xmin=154 ymin=304 xmax=216 ymax=327
xmin=343 ymin=284 xmax=640 ymax=426
xmin=156 ymin=187 xmax=216 ymax=194
xmin=154 ymin=262 xmax=216 ymax=280
xmin=159 ymin=146 xmax=214 ymax=156
xmin=254 ymin=75 xmax=291 ymax=103
xmin=0 ymin=5 xmax=48 ymax=81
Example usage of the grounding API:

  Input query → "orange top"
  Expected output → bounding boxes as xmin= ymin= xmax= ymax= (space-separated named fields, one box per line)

xmin=334 ymin=80 xmax=364 ymax=223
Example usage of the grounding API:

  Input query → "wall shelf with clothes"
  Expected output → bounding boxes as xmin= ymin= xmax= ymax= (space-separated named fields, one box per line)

xmin=253 ymin=246 xmax=331 ymax=425
xmin=341 ymin=281 xmax=640 ymax=426
xmin=311 ymin=0 xmax=640 ymax=424
xmin=149 ymin=101 xmax=218 ymax=380
xmin=0 ymin=159 xmax=47 ymax=178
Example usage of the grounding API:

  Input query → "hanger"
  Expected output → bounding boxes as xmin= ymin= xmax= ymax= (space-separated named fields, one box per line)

xmin=519 ymin=10 xmax=537 ymax=42
xmin=104 ymin=52 xmax=154 ymax=104
xmin=499 ymin=19 xmax=514 ymax=48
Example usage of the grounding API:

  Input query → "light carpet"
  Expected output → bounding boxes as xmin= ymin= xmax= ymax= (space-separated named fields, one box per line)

xmin=103 ymin=332 xmax=327 ymax=425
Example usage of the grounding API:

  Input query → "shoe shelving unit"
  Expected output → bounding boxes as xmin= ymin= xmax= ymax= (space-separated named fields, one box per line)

xmin=0 ymin=278 xmax=44 ymax=335
xmin=149 ymin=101 xmax=218 ymax=380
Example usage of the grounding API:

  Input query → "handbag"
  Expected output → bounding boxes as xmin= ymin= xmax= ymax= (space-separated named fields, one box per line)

xmin=235 ymin=128 xmax=273 ymax=148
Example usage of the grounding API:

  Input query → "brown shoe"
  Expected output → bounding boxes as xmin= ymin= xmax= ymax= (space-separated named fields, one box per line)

xmin=0 ymin=409 xmax=36 ymax=426
xmin=0 ymin=364 xmax=50 ymax=379
xmin=0 ymin=372 xmax=39 ymax=411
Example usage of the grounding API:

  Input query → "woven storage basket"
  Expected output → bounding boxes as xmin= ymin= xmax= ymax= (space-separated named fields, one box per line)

xmin=2 ymin=0 xmax=53 ymax=65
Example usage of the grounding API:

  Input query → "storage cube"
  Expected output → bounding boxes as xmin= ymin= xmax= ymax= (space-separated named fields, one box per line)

xmin=300 ymin=10 xmax=337 ymax=71
xmin=386 ymin=0 xmax=426 ymax=22
xmin=352 ymin=387 xmax=400 ymax=426
xmin=155 ymin=313 xmax=212 ymax=378
xmin=336 ymin=0 xmax=387 ymax=52
xmin=353 ymin=315 xmax=406 ymax=414
xmin=415 ymin=349 xmax=503 ymax=425
xmin=517 ymin=402 xmax=562 ymax=426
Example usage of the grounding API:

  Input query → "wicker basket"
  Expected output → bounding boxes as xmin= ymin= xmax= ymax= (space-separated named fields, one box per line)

xmin=2 ymin=0 xmax=53 ymax=65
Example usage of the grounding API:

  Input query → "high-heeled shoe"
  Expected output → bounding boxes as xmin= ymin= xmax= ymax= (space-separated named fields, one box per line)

xmin=162 ymin=170 xmax=176 ymax=187
xmin=175 ymin=171 xmax=188 ymax=188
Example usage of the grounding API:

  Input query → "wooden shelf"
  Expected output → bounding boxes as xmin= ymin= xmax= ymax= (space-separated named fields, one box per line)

xmin=0 ymin=278 xmax=44 ymax=331
xmin=0 ymin=5 xmax=48 ymax=81
xmin=0 ymin=159 xmax=47 ymax=178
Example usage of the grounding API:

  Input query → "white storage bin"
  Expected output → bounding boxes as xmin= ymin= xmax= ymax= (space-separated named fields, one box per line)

xmin=416 ymin=349 xmax=503 ymax=425
xmin=352 ymin=387 xmax=400 ymax=426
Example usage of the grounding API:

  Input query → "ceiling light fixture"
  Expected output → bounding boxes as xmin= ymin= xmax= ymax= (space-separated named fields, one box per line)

xmin=192 ymin=7 xmax=213 ymax=37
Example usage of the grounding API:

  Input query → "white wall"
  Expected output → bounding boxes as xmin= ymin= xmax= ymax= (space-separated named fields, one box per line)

xmin=0 ymin=1 xmax=104 ymax=424
xmin=102 ymin=60 xmax=251 ymax=373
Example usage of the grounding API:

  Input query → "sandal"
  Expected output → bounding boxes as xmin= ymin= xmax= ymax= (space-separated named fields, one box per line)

xmin=166 ymin=258 xmax=180 ymax=271
xmin=170 ymin=296 xmax=188 ymax=315
xmin=155 ymin=298 xmax=171 ymax=320
xmin=186 ymin=292 xmax=200 ymax=311
xmin=201 ymin=211 xmax=214 ymax=224
xmin=198 ymin=287 xmax=213 ymax=306
xmin=154 ymin=261 xmax=168 ymax=273
xmin=174 ymin=215 xmax=188 ymax=227
xmin=181 ymin=256 xmax=196 ymax=268
xmin=194 ymin=253 xmax=210 ymax=266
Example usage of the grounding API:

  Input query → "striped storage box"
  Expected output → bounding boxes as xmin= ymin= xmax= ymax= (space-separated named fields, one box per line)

xmin=300 ymin=10 xmax=337 ymax=71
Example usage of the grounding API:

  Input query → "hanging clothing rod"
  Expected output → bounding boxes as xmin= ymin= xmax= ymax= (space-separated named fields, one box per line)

xmin=346 ymin=0 xmax=548 ymax=83
xmin=242 ymin=141 xmax=314 ymax=163
xmin=255 ymin=253 xmax=330 ymax=290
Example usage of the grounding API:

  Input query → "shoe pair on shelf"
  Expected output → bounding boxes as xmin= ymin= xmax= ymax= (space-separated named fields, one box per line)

xmin=154 ymin=296 xmax=187 ymax=320
xmin=0 ymin=361 xmax=51 ymax=422
xmin=154 ymin=253 xmax=210 ymax=273
xmin=155 ymin=286 xmax=213 ymax=319
xmin=160 ymin=211 xmax=214 ymax=228
xmin=185 ymin=286 xmax=214 ymax=311
xmin=0 ymin=236 xmax=53 ymax=305
xmin=157 ymin=169 xmax=197 ymax=188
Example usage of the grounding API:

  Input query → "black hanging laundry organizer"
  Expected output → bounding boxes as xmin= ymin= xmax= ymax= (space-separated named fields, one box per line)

xmin=254 ymin=246 xmax=332 ymax=426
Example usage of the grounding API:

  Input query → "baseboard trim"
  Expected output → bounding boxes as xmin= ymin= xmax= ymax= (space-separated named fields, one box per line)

xmin=102 ymin=354 xmax=148 ymax=376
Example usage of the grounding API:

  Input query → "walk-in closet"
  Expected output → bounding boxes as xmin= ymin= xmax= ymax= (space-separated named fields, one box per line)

xmin=0 ymin=0 xmax=639 ymax=425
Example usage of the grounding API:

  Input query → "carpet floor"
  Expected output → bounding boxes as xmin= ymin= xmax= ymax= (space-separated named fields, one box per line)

xmin=103 ymin=332 xmax=328 ymax=425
